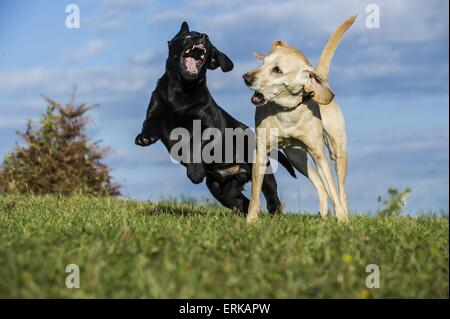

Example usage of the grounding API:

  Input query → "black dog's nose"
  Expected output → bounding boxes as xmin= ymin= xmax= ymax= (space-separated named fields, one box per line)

xmin=243 ymin=73 xmax=254 ymax=86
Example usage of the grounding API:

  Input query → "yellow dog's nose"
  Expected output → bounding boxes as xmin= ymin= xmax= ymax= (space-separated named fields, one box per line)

xmin=242 ymin=72 xmax=254 ymax=86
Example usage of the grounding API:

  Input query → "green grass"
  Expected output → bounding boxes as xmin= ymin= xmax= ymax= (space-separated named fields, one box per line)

xmin=0 ymin=195 xmax=448 ymax=298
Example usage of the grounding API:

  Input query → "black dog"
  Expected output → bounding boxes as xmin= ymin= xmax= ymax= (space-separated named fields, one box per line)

xmin=135 ymin=22 xmax=296 ymax=214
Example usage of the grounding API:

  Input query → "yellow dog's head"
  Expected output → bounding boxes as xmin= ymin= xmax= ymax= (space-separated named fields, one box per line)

xmin=243 ymin=40 xmax=334 ymax=108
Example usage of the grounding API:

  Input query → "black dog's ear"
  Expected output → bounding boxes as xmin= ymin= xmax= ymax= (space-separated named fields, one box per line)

xmin=174 ymin=21 xmax=189 ymax=38
xmin=180 ymin=21 xmax=189 ymax=33
xmin=207 ymin=44 xmax=234 ymax=72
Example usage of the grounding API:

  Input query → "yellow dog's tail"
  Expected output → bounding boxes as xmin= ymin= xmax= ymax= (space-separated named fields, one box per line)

xmin=316 ymin=15 xmax=357 ymax=81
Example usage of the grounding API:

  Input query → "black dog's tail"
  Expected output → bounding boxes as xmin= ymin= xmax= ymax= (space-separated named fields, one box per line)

xmin=275 ymin=151 xmax=297 ymax=178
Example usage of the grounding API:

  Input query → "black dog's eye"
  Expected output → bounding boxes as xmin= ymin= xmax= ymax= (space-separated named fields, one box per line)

xmin=272 ymin=66 xmax=282 ymax=74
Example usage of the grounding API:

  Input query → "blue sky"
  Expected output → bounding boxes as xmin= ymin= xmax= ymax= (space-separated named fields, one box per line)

xmin=0 ymin=0 xmax=448 ymax=214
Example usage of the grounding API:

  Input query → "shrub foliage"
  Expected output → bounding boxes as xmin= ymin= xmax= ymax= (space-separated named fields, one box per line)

xmin=0 ymin=95 xmax=120 ymax=196
xmin=378 ymin=187 xmax=412 ymax=217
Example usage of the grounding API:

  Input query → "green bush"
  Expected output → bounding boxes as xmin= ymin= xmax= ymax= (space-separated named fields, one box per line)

xmin=378 ymin=188 xmax=412 ymax=217
xmin=0 ymin=94 xmax=120 ymax=196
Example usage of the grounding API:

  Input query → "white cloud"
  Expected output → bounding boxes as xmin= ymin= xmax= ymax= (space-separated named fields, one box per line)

xmin=0 ymin=116 xmax=38 ymax=129
xmin=0 ymin=65 xmax=160 ymax=104
xmin=152 ymin=0 xmax=448 ymax=45
xmin=85 ymin=0 xmax=153 ymax=30
xmin=129 ymin=49 xmax=156 ymax=65
xmin=84 ymin=12 xmax=125 ymax=30
xmin=63 ymin=39 xmax=106 ymax=62
xmin=148 ymin=0 xmax=448 ymax=98
xmin=350 ymin=131 xmax=449 ymax=160
xmin=102 ymin=0 xmax=150 ymax=8
xmin=282 ymin=130 xmax=449 ymax=213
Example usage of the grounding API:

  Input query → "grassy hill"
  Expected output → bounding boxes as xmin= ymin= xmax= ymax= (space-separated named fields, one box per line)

xmin=0 ymin=195 xmax=448 ymax=298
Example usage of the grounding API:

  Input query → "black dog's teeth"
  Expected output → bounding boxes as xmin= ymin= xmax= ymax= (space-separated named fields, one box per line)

xmin=184 ymin=45 xmax=206 ymax=60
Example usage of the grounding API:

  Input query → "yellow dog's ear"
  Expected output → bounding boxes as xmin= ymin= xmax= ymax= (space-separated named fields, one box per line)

xmin=253 ymin=52 xmax=266 ymax=60
xmin=271 ymin=40 xmax=290 ymax=52
xmin=303 ymin=71 xmax=334 ymax=105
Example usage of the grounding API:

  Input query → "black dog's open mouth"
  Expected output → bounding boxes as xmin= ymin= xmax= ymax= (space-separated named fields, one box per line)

xmin=182 ymin=44 xmax=206 ymax=75
xmin=251 ymin=91 xmax=266 ymax=106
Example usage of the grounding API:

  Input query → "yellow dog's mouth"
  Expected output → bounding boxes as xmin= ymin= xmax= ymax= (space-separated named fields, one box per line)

xmin=251 ymin=91 xmax=266 ymax=106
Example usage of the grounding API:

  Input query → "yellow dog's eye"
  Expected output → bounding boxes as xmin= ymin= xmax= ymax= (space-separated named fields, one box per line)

xmin=272 ymin=66 xmax=282 ymax=74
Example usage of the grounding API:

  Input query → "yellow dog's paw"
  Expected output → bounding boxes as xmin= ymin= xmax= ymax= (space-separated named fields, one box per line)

xmin=336 ymin=214 xmax=350 ymax=223
xmin=246 ymin=213 xmax=259 ymax=224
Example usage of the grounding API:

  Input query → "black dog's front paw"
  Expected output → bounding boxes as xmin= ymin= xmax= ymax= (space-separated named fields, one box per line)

xmin=135 ymin=133 xmax=159 ymax=147
xmin=187 ymin=164 xmax=205 ymax=184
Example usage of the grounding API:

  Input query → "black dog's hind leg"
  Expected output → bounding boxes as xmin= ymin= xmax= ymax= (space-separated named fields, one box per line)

xmin=206 ymin=177 xmax=249 ymax=214
xmin=135 ymin=93 xmax=164 ymax=147
xmin=185 ymin=135 xmax=206 ymax=184
xmin=261 ymin=172 xmax=282 ymax=214
xmin=222 ymin=179 xmax=250 ymax=214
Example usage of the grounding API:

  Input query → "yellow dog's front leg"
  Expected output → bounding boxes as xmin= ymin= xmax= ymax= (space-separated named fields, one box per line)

xmin=247 ymin=129 xmax=271 ymax=223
